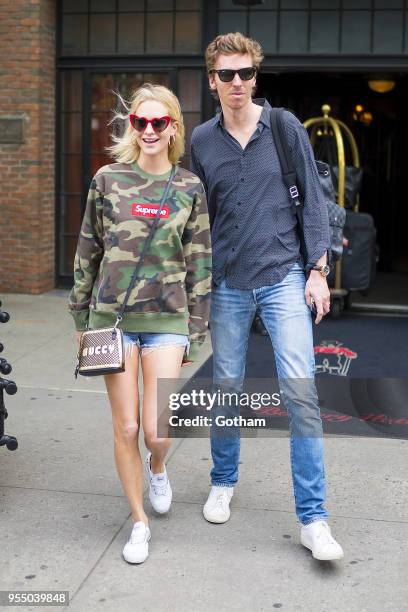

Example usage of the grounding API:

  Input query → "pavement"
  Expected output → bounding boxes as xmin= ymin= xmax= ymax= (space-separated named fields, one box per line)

xmin=0 ymin=291 xmax=407 ymax=612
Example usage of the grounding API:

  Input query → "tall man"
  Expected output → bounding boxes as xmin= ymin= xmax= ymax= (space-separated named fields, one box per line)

xmin=191 ymin=32 xmax=343 ymax=561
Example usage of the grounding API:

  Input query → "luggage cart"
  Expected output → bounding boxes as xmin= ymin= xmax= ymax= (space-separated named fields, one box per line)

xmin=304 ymin=104 xmax=361 ymax=318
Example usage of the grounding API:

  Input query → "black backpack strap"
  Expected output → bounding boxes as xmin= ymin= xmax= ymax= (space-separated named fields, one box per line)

xmin=270 ymin=107 xmax=307 ymax=263
xmin=270 ymin=107 xmax=303 ymax=213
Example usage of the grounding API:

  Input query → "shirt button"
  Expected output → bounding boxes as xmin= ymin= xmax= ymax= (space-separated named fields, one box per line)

xmin=235 ymin=225 xmax=239 ymax=229
xmin=241 ymin=177 xmax=244 ymax=182
xmin=237 ymin=202 xmax=241 ymax=206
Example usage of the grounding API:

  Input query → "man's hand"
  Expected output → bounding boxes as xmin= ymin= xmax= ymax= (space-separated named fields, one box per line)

xmin=305 ymin=271 xmax=330 ymax=324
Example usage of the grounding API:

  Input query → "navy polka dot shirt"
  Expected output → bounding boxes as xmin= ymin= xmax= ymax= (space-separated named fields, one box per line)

xmin=190 ymin=98 xmax=330 ymax=289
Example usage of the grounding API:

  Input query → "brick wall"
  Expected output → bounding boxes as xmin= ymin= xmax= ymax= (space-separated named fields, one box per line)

xmin=0 ymin=0 xmax=56 ymax=294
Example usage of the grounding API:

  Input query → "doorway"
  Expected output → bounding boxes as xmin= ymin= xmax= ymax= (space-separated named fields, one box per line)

xmin=256 ymin=71 xmax=408 ymax=307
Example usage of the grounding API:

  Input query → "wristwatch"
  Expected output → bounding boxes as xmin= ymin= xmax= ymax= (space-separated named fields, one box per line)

xmin=311 ymin=264 xmax=330 ymax=277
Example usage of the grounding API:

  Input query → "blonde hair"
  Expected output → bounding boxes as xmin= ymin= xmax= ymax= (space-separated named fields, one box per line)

xmin=205 ymin=32 xmax=264 ymax=75
xmin=107 ymin=83 xmax=185 ymax=164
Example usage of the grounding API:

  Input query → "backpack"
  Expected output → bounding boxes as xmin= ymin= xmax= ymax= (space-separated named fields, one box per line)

xmin=269 ymin=107 xmax=346 ymax=267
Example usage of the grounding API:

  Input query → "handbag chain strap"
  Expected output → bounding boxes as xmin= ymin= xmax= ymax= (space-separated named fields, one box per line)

xmin=114 ymin=164 xmax=176 ymax=328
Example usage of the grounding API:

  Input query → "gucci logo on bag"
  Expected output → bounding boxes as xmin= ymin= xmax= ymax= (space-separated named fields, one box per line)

xmin=82 ymin=344 xmax=116 ymax=357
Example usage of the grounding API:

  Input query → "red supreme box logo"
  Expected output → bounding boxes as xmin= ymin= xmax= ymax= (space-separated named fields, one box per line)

xmin=131 ymin=203 xmax=170 ymax=218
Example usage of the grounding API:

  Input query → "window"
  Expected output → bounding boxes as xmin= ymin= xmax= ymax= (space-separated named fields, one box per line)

xmin=59 ymin=71 xmax=83 ymax=276
xmin=178 ymin=69 xmax=202 ymax=169
xmin=218 ymin=2 xmax=408 ymax=56
xmin=61 ymin=0 xmax=202 ymax=56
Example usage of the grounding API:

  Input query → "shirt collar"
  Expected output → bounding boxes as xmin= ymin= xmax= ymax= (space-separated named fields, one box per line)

xmin=216 ymin=98 xmax=271 ymax=129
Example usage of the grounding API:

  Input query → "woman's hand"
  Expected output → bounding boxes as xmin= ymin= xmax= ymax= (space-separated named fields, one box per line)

xmin=181 ymin=360 xmax=193 ymax=367
xmin=76 ymin=331 xmax=83 ymax=346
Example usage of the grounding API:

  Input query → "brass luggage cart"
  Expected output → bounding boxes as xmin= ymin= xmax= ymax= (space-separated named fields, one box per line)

xmin=304 ymin=104 xmax=361 ymax=318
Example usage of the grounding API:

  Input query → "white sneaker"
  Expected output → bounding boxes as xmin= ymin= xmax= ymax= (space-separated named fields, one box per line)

xmin=146 ymin=452 xmax=172 ymax=514
xmin=301 ymin=520 xmax=344 ymax=561
xmin=123 ymin=521 xmax=151 ymax=564
xmin=203 ymin=486 xmax=233 ymax=524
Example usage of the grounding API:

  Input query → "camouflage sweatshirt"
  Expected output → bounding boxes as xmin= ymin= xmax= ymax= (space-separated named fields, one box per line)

xmin=68 ymin=162 xmax=212 ymax=362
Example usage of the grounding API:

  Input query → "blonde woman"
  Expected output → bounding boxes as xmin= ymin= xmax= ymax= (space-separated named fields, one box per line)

xmin=68 ymin=84 xmax=211 ymax=564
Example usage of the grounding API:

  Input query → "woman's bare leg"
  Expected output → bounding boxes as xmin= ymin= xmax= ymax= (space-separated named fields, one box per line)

xmin=141 ymin=346 xmax=185 ymax=474
xmin=104 ymin=347 xmax=148 ymax=525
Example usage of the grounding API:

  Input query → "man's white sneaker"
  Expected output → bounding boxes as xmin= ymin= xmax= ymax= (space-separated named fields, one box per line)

xmin=123 ymin=521 xmax=151 ymax=564
xmin=300 ymin=520 xmax=344 ymax=561
xmin=203 ymin=486 xmax=233 ymax=524
xmin=146 ymin=452 xmax=172 ymax=514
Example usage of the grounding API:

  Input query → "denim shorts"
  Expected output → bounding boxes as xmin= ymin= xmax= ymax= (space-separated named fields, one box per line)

xmin=122 ymin=331 xmax=189 ymax=358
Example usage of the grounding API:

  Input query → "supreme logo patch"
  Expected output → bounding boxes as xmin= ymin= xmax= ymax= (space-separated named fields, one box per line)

xmin=131 ymin=203 xmax=170 ymax=218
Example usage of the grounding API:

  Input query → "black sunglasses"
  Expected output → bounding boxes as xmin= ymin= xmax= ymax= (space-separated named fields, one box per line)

xmin=210 ymin=67 xmax=257 ymax=83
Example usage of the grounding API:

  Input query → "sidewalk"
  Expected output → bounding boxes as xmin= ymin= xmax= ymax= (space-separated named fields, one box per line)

xmin=0 ymin=292 xmax=407 ymax=612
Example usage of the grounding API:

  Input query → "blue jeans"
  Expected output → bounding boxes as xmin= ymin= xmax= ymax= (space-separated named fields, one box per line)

xmin=209 ymin=262 xmax=328 ymax=525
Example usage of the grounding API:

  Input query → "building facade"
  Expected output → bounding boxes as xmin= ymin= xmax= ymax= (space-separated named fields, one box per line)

xmin=1 ymin=0 xmax=408 ymax=293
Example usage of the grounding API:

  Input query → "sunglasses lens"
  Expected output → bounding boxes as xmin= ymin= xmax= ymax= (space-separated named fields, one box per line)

xmin=215 ymin=68 xmax=256 ymax=82
xmin=238 ymin=68 xmax=256 ymax=80
xmin=132 ymin=117 xmax=147 ymax=131
xmin=218 ymin=70 xmax=235 ymax=82
xmin=152 ymin=118 xmax=169 ymax=133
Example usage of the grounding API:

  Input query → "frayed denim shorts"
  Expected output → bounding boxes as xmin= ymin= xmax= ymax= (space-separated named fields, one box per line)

xmin=122 ymin=331 xmax=189 ymax=359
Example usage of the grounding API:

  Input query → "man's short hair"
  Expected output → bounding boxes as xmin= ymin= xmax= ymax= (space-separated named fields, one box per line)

xmin=205 ymin=32 xmax=264 ymax=75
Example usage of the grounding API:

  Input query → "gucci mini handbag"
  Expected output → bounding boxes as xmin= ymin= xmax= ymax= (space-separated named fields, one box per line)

xmin=75 ymin=324 xmax=125 ymax=378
